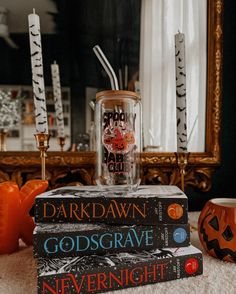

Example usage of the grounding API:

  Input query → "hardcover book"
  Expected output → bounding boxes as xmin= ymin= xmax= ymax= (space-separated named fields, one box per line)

xmin=37 ymin=245 xmax=202 ymax=294
xmin=33 ymin=222 xmax=190 ymax=258
xmin=35 ymin=185 xmax=188 ymax=225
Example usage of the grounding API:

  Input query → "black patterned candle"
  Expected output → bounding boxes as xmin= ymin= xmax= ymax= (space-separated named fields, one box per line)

xmin=28 ymin=9 xmax=48 ymax=134
xmin=175 ymin=32 xmax=187 ymax=152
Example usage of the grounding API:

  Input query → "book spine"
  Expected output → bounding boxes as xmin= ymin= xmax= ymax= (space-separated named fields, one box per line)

xmin=35 ymin=197 xmax=188 ymax=225
xmin=33 ymin=224 xmax=190 ymax=258
xmin=37 ymin=253 xmax=202 ymax=294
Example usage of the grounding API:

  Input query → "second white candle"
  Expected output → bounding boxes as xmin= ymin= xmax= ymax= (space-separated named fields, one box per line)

xmin=51 ymin=62 xmax=65 ymax=138
xmin=175 ymin=32 xmax=187 ymax=152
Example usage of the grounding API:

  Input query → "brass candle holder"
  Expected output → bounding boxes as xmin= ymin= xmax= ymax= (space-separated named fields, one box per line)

xmin=57 ymin=136 xmax=66 ymax=151
xmin=0 ymin=130 xmax=7 ymax=151
xmin=34 ymin=133 xmax=50 ymax=180
xmin=175 ymin=152 xmax=190 ymax=192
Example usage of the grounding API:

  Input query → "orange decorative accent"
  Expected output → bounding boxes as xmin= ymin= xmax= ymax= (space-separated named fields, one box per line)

xmin=103 ymin=128 xmax=135 ymax=153
xmin=112 ymin=129 xmax=128 ymax=151
xmin=0 ymin=182 xmax=20 ymax=254
xmin=167 ymin=203 xmax=183 ymax=220
xmin=19 ymin=180 xmax=48 ymax=245
xmin=124 ymin=133 xmax=135 ymax=144
xmin=198 ymin=198 xmax=236 ymax=263
xmin=0 ymin=180 xmax=48 ymax=254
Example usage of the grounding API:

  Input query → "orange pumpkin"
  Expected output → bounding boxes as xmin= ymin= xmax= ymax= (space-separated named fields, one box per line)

xmin=198 ymin=198 xmax=236 ymax=262
xmin=103 ymin=136 xmax=112 ymax=145
xmin=0 ymin=180 xmax=48 ymax=254
xmin=112 ymin=140 xmax=128 ymax=151
xmin=0 ymin=182 xmax=21 ymax=254
xmin=124 ymin=132 xmax=135 ymax=145
xmin=19 ymin=180 xmax=48 ymax=245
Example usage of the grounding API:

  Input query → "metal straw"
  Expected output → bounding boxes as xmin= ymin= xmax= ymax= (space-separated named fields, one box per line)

xmin=93 ymin=45 xmax=119 ymax=90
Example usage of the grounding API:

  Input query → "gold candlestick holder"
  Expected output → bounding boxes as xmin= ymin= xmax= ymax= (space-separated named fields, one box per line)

xmin=34 ymin=133 xmax=50 ymax=180
xmin=175 ymin=152 xmax=190 ymax=192
xmin=57 ymin=136 xmax=66 ymax=151
xmin=0 ymin=130 xmax=7 ymax=151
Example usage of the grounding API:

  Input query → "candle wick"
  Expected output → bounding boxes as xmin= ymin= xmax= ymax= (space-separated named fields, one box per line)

xmin=54 ymin=60 xmax=56 ymax=64
xmin=178 ymin=29 xmax=180 ymax=34
xmin=33 ymin=8 xmax=36 ymax=14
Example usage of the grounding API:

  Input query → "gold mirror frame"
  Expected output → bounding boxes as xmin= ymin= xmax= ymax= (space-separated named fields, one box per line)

xmin=0 ymin=0 xmax=223 ymax=191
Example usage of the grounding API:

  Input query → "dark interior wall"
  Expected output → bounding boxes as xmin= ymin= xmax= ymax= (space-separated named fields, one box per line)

xmin=0 ymin=34 xmax=70 ymax=86
xmin=187 ymin=0 xmax=236 ymax=211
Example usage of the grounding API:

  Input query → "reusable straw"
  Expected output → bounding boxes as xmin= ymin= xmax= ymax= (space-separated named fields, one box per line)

xmin=89 ymin=101 xmax=95 ymax=111
xmin=93 ymin=45 xmax=119 ymax=90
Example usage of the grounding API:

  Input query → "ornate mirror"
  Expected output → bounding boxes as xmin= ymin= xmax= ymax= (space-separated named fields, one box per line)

xmin=0 ymin=0 xmax=223 ymax=191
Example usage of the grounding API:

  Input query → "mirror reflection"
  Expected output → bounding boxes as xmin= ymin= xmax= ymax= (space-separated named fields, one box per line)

xmin=0 ymin=0 xmax=206 ymax=152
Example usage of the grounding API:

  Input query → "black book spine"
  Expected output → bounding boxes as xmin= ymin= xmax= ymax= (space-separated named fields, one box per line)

xmin=35 ymin=197 xmax=188 ymax=225
xmin=37 ymin=252 xmax=202 ymax=294
xmin=33 ymin=224 xmax=190 ymax=258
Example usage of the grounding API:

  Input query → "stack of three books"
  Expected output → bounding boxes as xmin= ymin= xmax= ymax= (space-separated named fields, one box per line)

xmin=33 ymin=185 xmax=203 ymax=293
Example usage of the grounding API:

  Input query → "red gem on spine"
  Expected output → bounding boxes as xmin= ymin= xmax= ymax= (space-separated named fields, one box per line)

xmin=184 ymin=258 xmax=199 ymax=275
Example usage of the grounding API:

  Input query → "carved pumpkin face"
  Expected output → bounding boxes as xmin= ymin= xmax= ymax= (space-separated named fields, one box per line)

xmin=198 ymin=198 xmax=236 ymax=262
xmin=103 ymin=136 xmax=112 ymax=145
xmin=124 ymin=133 xmax=135 ymax=144
xmin=112 ymin=140 xmax=127 ymax=151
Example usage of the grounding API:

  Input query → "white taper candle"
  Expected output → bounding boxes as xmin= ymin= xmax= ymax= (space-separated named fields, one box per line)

xmin=175 ymin=32 xmax=187 ymax=152
xmin=51 ymin=61 xmax=65 ymax=138
xmin=28 ymin=9 xmax=48 ymax=134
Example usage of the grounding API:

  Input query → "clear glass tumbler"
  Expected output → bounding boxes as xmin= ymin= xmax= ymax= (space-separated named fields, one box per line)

xmin=95 ymin=90 xmax=142 ymax=192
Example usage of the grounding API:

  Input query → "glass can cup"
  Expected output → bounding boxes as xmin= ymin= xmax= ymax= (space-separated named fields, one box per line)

xmin=95 ymin=90 xmax=142 ymax=192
